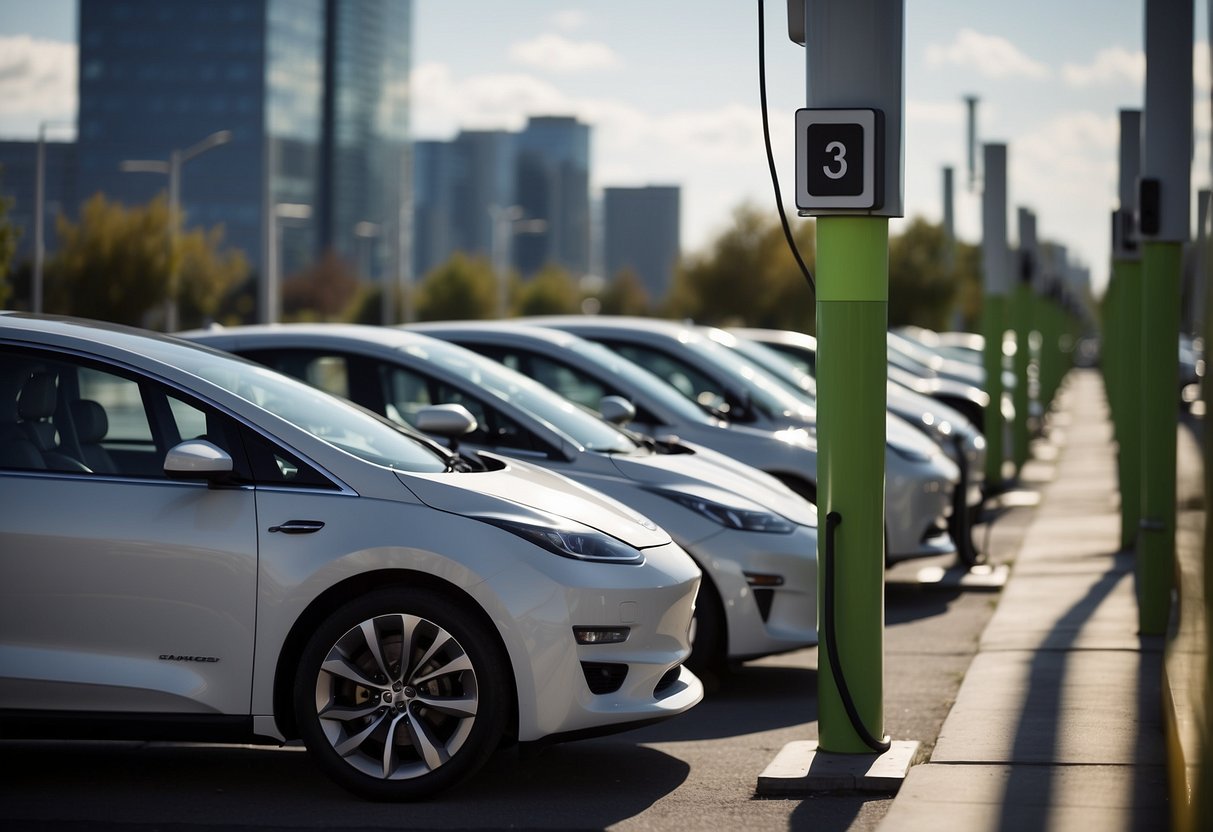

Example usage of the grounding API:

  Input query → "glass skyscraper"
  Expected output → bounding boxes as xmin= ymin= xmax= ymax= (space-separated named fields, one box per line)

xmin=514 ymin=116 xmax=590 ymax=277
xmin=603 ymin=185 xmax=681 ymax=301
xmin=75 ymin=0 xmax=411 ymax=321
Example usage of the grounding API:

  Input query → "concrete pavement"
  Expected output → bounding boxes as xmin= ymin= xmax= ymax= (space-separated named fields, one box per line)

xmin=877 ymin=369 xmax=1172 ymax=831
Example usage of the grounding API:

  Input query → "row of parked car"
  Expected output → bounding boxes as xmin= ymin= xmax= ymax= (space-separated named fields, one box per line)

xmin=0 ymin=312 xmax=992 ymax=800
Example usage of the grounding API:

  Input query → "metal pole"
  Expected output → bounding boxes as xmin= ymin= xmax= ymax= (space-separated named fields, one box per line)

xmin=1013 ymin=208 xmax=1035 ymax=469
xmin=1114 ymin=109 xmax=1142 ymax=552
xmin=982 ymin=144 xmax=1009 ymax=488
xmin=166 ymin=149 xmax=181 ymax=332
xmin=964 ymin=96 xmax=979 ymax=192
xmin=1138 ymin=0 xmax=1192 ymax=635
xmin=804 ymin=0 xmax=903 ymax=755
xmin=33 ymin=124 xmax=46 ymax=314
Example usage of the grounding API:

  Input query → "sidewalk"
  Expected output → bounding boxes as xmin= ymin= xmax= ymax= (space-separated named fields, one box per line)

xmin=877 ymin=369 xmax=1171 ymax=831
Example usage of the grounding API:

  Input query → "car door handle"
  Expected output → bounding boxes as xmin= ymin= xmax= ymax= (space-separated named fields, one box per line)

xmin=268 ymin=520 xmax=325 ymax=534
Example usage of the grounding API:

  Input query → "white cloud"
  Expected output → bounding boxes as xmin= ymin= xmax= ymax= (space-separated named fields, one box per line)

xmin=550 ymin=9 xmax=589 ymax=32
xmin=508 ymin=33 xmax=620 ymax=73
xmin=0 ymin=35 xmax=77 ymax=137
xmin=411 ymin=62 xmax=570 ymax=135
xmin=906 ymin=99 xmax=965 ymax=126
xmin=1061 ymin=46 xmax=1144 ymax=88
xmin=925 ymin=29 xmax=1050 ymax=81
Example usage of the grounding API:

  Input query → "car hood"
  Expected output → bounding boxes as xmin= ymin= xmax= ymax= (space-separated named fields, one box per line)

xmin=397 ymin=453 xmax=671 ymax=549
xmin=607 ymin=443 xmax=818 ymax=528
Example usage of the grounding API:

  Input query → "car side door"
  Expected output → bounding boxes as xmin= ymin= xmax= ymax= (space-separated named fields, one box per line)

xmin=0 ymin=346 xmax=259 ymax=716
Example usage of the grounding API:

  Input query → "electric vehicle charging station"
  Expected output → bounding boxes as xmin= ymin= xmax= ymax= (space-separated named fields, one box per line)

xmin=1013 ymin=208 xmax=1035 ymax=472
xmin=1138 ymin=0 xmax=1192 ymax=636
xmin=757 ymin=1 xmax=920 ymax=791
xmin=1112 ymin=110 xmax=1143 ymax=554
xmin=982 ymin=144 xmax=1010 ymax=489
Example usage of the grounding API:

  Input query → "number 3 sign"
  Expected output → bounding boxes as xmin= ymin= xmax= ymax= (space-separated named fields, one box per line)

xmin=795 ymin=108 xmax=883 ymax=212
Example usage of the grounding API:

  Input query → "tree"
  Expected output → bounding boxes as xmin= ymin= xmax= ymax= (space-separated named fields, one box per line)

xmin=46 ymin=193 xmax=247 ymax=329
xmin=415 ymin=252 xmax=500 ymax=321
xmin=596 ymin=267 xmax=652 ymax=316
xmin=516 ymin=263 xmax=581 ymax=317
xmin=664 ymin=203 xmax=816 ymax=331
xmin=887 ymin=217 xmax=964 ymax=331
xmin=0 ymin=165 xmax=21 ymax=308
xmin=281 ymin=249 xmax=365 ymax=322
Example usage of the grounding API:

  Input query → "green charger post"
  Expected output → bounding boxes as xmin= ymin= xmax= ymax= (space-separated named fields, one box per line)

xmin=1136 ymin=0 xmax=1190 ymax=634
xmin=815 ymin=217 xmax=888 ymax=752
xmin=795 ymin=0 xmax=903 ymax=754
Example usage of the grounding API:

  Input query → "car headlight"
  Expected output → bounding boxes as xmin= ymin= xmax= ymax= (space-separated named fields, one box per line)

xmin=651 ymin=489 xmax=797 ymax=534
xmin=478 ymin=517 xmax=644 ymax=564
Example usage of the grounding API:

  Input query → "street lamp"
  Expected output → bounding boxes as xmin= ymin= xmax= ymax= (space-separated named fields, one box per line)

xmin=353 ymin=221 xmax=389 ymax=324
xmin=33 ymin=119 xmax=74 ymax=314
xmin=264 ymin=202 xmax=313 ymax=324
xmin=489 ymin=205 xmax=547 ymax=319
xmin=119 ymin=129 xmax=232 ymax=331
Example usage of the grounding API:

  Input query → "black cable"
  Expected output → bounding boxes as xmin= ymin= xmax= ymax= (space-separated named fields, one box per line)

xmin=823 ymin=511 xmax=892 ymax=753
xmin=757 ymin=0 xmax=815 ymax=296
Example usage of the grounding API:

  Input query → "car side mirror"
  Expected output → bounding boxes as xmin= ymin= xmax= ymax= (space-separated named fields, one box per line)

xmin=164 ymin=439 xmax=234 ymax=485
xmin=416 ymin=403 xmax=479 ymax=454
xmin=599 ymin=395 xmax=636 ymax=426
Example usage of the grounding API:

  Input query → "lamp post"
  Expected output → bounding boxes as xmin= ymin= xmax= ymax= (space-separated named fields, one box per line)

xmin=264 ymin=202 xmax=313 ymax=325
xmin=120 ymin=129 xmax=232 ymax=331
xmin=353 ymin=220 xmax=386 ymax=324
xmin=489 ymin=204 xmax=546 ymax=319
xmin=33 ymin=120 xmax=74 ymax=314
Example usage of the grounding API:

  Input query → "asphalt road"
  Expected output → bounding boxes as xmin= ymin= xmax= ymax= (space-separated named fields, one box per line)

xmin=0 ymin=504 xmax=1036 ymax=832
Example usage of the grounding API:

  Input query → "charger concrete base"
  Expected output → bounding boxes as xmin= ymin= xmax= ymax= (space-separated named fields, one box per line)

xmin=756 ymin=740 xmax=923 ymax=795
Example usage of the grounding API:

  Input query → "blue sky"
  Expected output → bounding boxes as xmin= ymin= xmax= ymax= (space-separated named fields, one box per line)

xmin=1 ymin=0 xmax=1208 ymax=297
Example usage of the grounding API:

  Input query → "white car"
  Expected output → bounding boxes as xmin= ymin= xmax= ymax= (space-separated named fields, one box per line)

xmin=409 ymin=320 xmax=823 ymax=501
xmin=0 ymin=313 xmax=702 ymax=801
xmin=719 ymin=327 xmax=987 ymax=564
xmin=182 ymin=324 xmax=820 ymax=674
xmin=478 ymin=316 xmax=959 ymax=564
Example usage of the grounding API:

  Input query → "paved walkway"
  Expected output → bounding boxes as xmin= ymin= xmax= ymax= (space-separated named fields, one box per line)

xmin=878 ymin=370 xmax=1171 ymax=831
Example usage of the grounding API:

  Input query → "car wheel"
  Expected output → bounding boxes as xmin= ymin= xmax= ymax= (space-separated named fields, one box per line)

xmin=687 ymin=578 xmax=726 ymax=680
xmin=293 ymin=588 xmax=508 ymax=801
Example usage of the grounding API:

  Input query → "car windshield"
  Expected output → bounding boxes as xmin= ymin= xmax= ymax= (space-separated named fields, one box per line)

xmin=567 ymin=339 xmax=716 ymax=425
xmin=168 ymin=346 xmax=448 ymax=472
xmin=398 ymin=339 xmax=639 ymax=454
xmin=687 ymin=335 xmax=816 ymax=421
xmin=725 ymin=336 xmax=818 ymax=399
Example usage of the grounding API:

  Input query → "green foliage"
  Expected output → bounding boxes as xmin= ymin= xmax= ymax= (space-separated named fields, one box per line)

xmin=596 ymin=267 xmax=652 ymax=316
xmin=46 ymin=193 xmax=247 ymax=329
xmin=887 ymin=217 xmax=963 ymax=331
xmin=282 ymin=249 xmax=366 ymax=322
xmin=416 ymin=252 xmax=500 ymax=321
xmin=0 ymin=165 xmax=19 ymax=307
xmin=664 ymin=203 xmax=816 ymax=331
xmin=516 ymin=263 xmax=581 ymax=317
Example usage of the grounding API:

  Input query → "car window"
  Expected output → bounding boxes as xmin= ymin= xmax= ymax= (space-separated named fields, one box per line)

xmin=0 ymin=347 xmax=248 ymax=480
xmin=602 ymin=341 xmax=729 ymax=411
xmin=375 ymin=363 xmax=551 ymax=455
xmin=155 ymin=347 xmax=450 ymax=474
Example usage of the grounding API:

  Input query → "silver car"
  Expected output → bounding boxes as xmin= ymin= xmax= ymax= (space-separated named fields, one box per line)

xmin=182 ymin=324 xmax=820 ymax=674
xmin=720 ymin=327 xmax=987 ymax=564
xmin=494 ymin=316 xmax=959 ymax=564
xmin=0 ymin=313 xmax=702 ymax=800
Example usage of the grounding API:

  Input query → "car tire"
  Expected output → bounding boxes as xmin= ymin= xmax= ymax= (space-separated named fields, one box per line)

xmin=687 ymin=578 xmax=726 ymax=681
xmin=293 ymin=587 xmax=508 ymax=801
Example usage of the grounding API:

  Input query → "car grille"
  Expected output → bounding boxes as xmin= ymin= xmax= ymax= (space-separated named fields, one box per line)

xmin=581 ymin=661 xmax=628 ymax=695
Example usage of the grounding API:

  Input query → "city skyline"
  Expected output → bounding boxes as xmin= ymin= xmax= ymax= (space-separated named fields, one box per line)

xmin=1 ymin=0 xmax=1210 ymax=295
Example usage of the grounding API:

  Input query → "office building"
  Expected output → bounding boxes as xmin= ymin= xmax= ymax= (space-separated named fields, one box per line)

xmin=603 ymin=185 xmax=681 ymax=301
xmin=513 ymin=116 xmax=590 ymax=277
xmin=71 ymin=0 xmax=411 ymax=320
